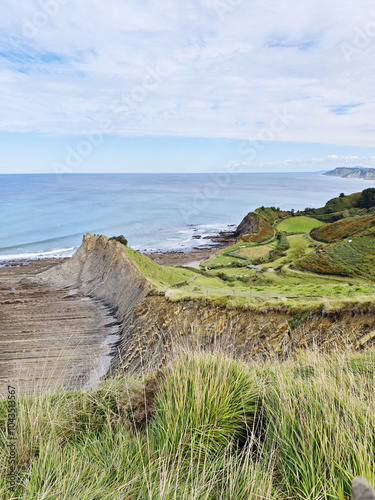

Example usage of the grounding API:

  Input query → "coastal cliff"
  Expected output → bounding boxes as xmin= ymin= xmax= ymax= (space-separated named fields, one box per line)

xmin=35 ymin=234 xmax=152 ymax=320
xmin=324 ymin=167 xmax=375 ymax=180
xmin=34 ymin=234 xmax=375 ymax=379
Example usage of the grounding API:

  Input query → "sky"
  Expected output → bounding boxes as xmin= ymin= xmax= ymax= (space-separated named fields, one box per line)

xmin=0 ymin=0 xmax=375 ymax=173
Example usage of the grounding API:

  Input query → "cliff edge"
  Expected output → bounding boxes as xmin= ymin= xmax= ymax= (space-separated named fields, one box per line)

xmin=32 ymin=233 xmax=375 ymax=379
xmin=34 ymin=234 xmax=152 ymax=320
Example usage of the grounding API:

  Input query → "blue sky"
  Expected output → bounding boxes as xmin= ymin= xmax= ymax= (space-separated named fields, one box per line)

xmin=0 ymin=0 xmax=375 ymax=173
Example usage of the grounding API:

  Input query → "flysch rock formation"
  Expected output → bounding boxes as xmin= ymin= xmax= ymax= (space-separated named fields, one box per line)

xmin=29 ymin=234 xmax=152 ymax=384
xmin=0 ymin=233 xmax=152 ymax=394
xmin=35 ymin=234 xmax=151 ymax=320
xmin=3 ymin=234 xmax=374 ymax=394
xmin=35 ymin=235 xmax=375 ymax=380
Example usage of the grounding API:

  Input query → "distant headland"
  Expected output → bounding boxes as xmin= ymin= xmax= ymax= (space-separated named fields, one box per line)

xmin=324 ymin=167 xmax=375 ymax=180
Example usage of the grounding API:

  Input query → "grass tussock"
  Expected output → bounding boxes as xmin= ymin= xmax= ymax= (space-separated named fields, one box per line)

xmin=1 ymin=349 xmax=375 ymax=499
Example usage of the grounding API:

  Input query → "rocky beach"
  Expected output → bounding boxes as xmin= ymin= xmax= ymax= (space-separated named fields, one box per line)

xmin=0 ymin=258 xmax=120 ymax=393
xmin=0 ymin=228 xmax=235 ymax=393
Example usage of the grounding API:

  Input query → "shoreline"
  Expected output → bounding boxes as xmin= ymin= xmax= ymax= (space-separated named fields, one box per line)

xmin=0 ymin=230 xmax=237 ymax=271
xmin=144 ymin=230 xmax=236 ymax=267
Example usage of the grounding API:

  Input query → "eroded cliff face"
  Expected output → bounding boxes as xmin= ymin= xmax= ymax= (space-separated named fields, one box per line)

xmin=35 ymin=235 xmax=375 ymax=381
xmin=110 ymin=296 xmax=375 ymax=376
xmin=35 ymin=234 xmax=152 ymax=320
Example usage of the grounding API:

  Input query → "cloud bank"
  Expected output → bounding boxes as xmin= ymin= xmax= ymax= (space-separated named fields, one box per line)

xmin=0 ymin=0 xmax=375 ymax=146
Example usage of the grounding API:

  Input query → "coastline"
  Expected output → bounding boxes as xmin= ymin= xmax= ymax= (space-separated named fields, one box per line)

xmin=144 ymin=230 xmax=236 ymax=267
xmin=0 ymin=229 xmax=236 ymax=271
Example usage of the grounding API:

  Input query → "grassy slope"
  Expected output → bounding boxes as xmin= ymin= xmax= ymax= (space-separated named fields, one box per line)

xmin=124 ymin=246 xmax=230 ymax=295
xmin=277 ymin=216 xmax=324 ymax=232
xmin=296 ymin=228 xmax=375 ymax=279
xmin=311 ymin=214 xmax=375 ymax=242
xmin=2 ymin=350 xmax=374 ymax=499
xmin=124 ymin=246 xmax=197 ymax=288
xmin=316 ymin=192 xmax=361 ymax=214
xmin=118 ymin=216 xmax=375 ymax=309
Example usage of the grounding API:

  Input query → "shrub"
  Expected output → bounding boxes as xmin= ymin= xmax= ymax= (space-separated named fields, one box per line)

xmin=276 ymin=231 xmax=290 ymax=252
xmin=109 ymin=235 xmax=128 ymax=246
xmin=218 ymin=272 xmax=236 ymax=282
xmin=358 ymin=188 xmax=375 ymax=208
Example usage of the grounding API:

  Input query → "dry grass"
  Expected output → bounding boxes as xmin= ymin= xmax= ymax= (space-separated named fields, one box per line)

xmin=237 ymin=245 xmax=272 ymax=258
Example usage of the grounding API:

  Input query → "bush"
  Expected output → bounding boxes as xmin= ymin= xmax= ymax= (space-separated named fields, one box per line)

xmin=109 ymin=235 xmax=128 ymax=246
xmin=238 ymin=275 xmax=250 ymax=283
xmin=276 ymin=231 xmax=290 ymax=252
xmin=358 ymin=188 xmax=375 ymax=208
xmin=217 ymin=272 xmax=236 ymax=282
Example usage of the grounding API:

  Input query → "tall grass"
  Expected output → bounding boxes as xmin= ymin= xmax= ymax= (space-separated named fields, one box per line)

xmin=1 ymin=349 xmax=374 ymax=499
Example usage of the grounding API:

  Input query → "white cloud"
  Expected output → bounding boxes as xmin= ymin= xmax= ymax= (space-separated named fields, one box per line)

xmin=0 ymin=0 xmax=374 ymax=146
xmin=232 ymin=154 xmax=375 ymax=172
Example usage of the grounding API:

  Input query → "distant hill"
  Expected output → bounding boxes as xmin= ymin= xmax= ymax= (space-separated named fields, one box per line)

xmin=324 ymin=167 xmax=375 ymax=180
xmin=233 ymin=188 xmax=375 ymax=280
xmin=294 ymin=188 xmax=375 ymax=279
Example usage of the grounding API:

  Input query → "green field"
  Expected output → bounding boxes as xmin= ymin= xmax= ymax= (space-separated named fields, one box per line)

xmin=237 ymin=245 xmax=272 ymax=258
xmin=277 ymin=216 xmax=324 ymax=232
xmin=117 ymin=220 xmax=375 ymax=310
xmin=114 ymin=206 xmax=375 ymax=311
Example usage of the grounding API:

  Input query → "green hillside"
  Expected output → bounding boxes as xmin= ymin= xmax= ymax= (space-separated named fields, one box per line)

xmin=311 ymin=214 xmax=375 ymax=243
xmin=295 ymin=228 xmax=375 ymax=279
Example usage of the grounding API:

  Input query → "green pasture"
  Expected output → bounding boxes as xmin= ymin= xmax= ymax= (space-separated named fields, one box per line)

xmin=277 ymin=216 xmax=324 ymax=233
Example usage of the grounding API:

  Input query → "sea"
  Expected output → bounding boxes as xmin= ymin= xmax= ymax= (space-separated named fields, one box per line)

xmin=1 ymin=172 xmax=374 ymax=261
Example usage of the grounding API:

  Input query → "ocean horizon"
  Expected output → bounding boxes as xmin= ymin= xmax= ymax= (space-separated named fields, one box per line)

xmin=1 ymin=172 xmax=374 ymax=261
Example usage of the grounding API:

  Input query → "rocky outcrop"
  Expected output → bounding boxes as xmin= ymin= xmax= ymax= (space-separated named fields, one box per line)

xmin=324 ymin=167 xmax=375 ymax=180
xmin=111 ymin=295 xmax=375 ymax=377
xmin=234 ymin=212 xmax=261 ymax=237
xmin=35 ymin=234 xmax=151 ymax=320
xmin=234 ymin=211 xmax=275 ymax=243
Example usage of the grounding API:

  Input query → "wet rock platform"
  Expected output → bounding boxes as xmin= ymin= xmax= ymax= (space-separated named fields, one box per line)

xmin=0 ymin=260 xmax=119 ymax=394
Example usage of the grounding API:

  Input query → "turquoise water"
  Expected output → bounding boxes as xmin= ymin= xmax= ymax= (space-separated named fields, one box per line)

xmin=0 ymin=172 xmax=373 ymax=260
